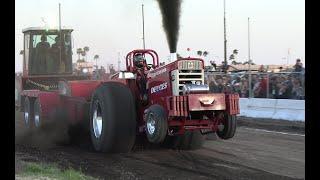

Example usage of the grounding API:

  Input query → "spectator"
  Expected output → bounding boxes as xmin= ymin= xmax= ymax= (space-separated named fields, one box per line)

xmin=211 ymin=77 xmax=224 ymax=93
xmin=269 ymin=76 xmax=279 ymax=98
xmin=210 ymin=61 xmax=217 ymax=70
xmin=240 ymin=78 xmax=249 ymax=97
xmin=293 ymin=59 xmax=303 ymax=72
xmin=254 ymin=76 xmax=267 ymax=98
xmin=258 ymin=65 xmax=265 ymax=72
xmin=277 ymin=82 xmax=291 ymax=99
xmin=291 ymin=78 xmax=304 ymax=99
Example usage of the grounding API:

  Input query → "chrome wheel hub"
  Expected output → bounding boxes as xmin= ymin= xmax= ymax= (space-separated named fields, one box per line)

xmin=147 ymin=113 xmax=156 ymax=135
xmin=93 ymin=104 xmax=103 ymax=138
xmin=218 ymin=124 xmax=224 ymax=131
xmin=34 ymin=113 xmax=40 ymax=127
xmin=24 ymin=112 xmax=29 ymax=125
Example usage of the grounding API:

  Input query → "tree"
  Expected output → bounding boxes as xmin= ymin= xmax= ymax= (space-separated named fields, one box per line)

xmin=94 ymin=54 xmax=99 ymax=69
xmin=83 ymin=46 xmax=89 ymax=52
xmin=229 ymin=54 xmax=235 ymax=60
xmin=229 ymin=49 xmax=239 ymax=64
xmin=109 ymin=64 xmax=116 ymax=74
xmin=203 ymin=51 xmax=209 ymax=57
xmin=76 ymin=48 xmax=83 ymax=60
xmin=81 ymin=51 xmax=86 ymax=61
xmin=83 ymin=46 xmax=90 ymax=61
xmin=243 ymin=60 xmax=254 ymax=65
xmin=233 ymin=49 xmax=238 ymax=55
xmin=197 ymin=50 xmax=203 ymax=57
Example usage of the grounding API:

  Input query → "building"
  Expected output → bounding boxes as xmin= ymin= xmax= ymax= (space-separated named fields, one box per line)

xmin=73 ymin=61 xmax=94 ymax=74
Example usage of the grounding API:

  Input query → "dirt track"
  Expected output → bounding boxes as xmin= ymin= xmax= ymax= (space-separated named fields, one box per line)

xmin=15 ymin=111 xmax=304 ymax=180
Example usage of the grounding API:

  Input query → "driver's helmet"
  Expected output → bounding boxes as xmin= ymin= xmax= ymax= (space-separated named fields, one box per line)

xmin=133 ymin=53 xmax=145 ymax=68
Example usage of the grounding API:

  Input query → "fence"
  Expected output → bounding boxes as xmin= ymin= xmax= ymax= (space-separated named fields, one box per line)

xmin=239 ymin=98 xmax=305 ymax=121
xmin=205 ymin=71 xmax=305 ymax=100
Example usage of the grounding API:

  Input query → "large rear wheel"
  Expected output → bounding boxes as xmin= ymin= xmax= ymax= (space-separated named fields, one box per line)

xmin=90 ymin=82 xmax=136 ymax=153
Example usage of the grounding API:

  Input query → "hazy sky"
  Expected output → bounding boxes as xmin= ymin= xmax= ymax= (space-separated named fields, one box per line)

xmin=15 ymin=0 xmax=305 ymax=72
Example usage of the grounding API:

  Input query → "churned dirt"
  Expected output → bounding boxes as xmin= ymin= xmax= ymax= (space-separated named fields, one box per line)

xmin=15 ymin=111 xmax=304 ymax=180
xmin=237 ymin=116 xmax=305 ymax=134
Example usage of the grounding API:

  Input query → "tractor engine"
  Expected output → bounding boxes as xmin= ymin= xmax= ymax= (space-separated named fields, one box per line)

xmin=171 ymin=59 xmax=207 ymax=96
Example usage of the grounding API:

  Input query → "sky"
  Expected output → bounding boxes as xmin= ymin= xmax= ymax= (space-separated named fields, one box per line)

xmin=15 ymin=0 xmax=305 ymax=72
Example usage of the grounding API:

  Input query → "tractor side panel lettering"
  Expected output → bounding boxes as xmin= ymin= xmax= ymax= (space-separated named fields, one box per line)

xmin=147 ymin=68 xmax=167 ymax=78
xmin=150 ymin=82 xmax=168 ymax=94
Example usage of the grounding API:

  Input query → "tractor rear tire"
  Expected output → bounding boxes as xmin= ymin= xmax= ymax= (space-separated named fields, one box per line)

xmin=165 ymin=131 xmax=205 ymax=150
xmin=90 ymin=82 xmax=136 ymax=153
xmin=145 ymin=104 xmax=168 ymax=144
xmin=216 ymin=113 xmax=237 ymax=139
xmin=23 ymin=97 xmax=34 ymax=129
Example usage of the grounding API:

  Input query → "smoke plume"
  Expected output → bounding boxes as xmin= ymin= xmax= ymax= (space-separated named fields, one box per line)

xmin=156 ymin=0 xmax=182 ymax=53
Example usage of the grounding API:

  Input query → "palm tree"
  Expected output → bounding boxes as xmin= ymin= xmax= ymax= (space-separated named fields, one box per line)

xmin=233 ymin=49 xmax=238 ymax=55
xmin=83 ymin=46 xmax=90 ymax=61
xmin=81 ymin=51 xmax=86 ymax=61
xmin=229 ymin=54 xmax=235 ymax=60
xmin=76 ymin=48 xmax=83 ymax=60
xmin=197 ymin=50 xmax=203 ymax=57
xmin=231 ymin=60 xmax=238 ymax=65
xmin=243 ymin=60 xmax=254 ymax=65
xmin=203 ymin=51 xmax=209 ymax=57
xmin=94 ymin=54 xmax=99 ymax=69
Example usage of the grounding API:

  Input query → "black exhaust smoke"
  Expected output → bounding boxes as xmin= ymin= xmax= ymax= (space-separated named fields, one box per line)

xmin=156 ymin=0 xmax=182 ymax=53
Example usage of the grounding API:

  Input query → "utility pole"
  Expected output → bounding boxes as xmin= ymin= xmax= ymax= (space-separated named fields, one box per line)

xmin=248 ymin=17 xmax=252 ymax=98
xmin=118 ymin=52 xmax=121 ymax=72
xmin=223 ymin=0 xmax=227 ymax=73
xmin=59 ymin=3 xmax=63 ymax=72
xmin=142 ymin=4 xmax=146 ymax=49
xmin=287 ymin=48 xmax=290 ymax=65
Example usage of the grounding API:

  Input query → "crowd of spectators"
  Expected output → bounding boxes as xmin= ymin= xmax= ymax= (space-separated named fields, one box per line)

xmin=205 ymin=72 xmax=304 ymax=100
xmin=205 ymin=59 xmax=305 ymax=100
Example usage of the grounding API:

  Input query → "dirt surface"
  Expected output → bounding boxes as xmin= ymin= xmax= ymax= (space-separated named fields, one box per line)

xmin=15 ymin=111 xmax=305 ymax=180
xmin=237 ymin=116 xmax=305 ymax=134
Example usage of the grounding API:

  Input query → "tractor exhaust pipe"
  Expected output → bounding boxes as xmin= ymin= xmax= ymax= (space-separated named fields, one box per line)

xmin=170 ymin=53 xmax=177 ymax=62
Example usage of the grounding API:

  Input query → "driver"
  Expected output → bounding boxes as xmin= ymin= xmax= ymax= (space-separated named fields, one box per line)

xmin=133 ymin=53 xmax=148 ymax=104
xmin=34 ymin=34 xmax=50 ymax=74
xmin=133 ymin=53 xmax=146 ymax=69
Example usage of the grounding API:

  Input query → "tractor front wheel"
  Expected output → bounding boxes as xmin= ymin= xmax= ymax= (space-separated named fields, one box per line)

xmin=216 ymin=113 xmax=237 ymax=139
xmin=90 ymin=82 xmax=136 ymax=153
xmin=145 ymin=104 xmax=168 ymax=144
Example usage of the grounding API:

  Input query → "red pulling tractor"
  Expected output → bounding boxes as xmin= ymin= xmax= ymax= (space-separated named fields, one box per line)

xmin=16 ymin=27 xmax=240 ymax=153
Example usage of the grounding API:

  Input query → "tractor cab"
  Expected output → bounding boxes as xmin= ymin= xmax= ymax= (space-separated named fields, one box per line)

xmin=22 ymin=27 xmax=73 ymax=76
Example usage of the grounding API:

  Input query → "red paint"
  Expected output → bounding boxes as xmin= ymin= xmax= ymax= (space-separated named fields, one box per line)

xmin=68 ymin=80 xmax=103 ymax=100
xmin=19 ymin=49 xmax=240 ymax=138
